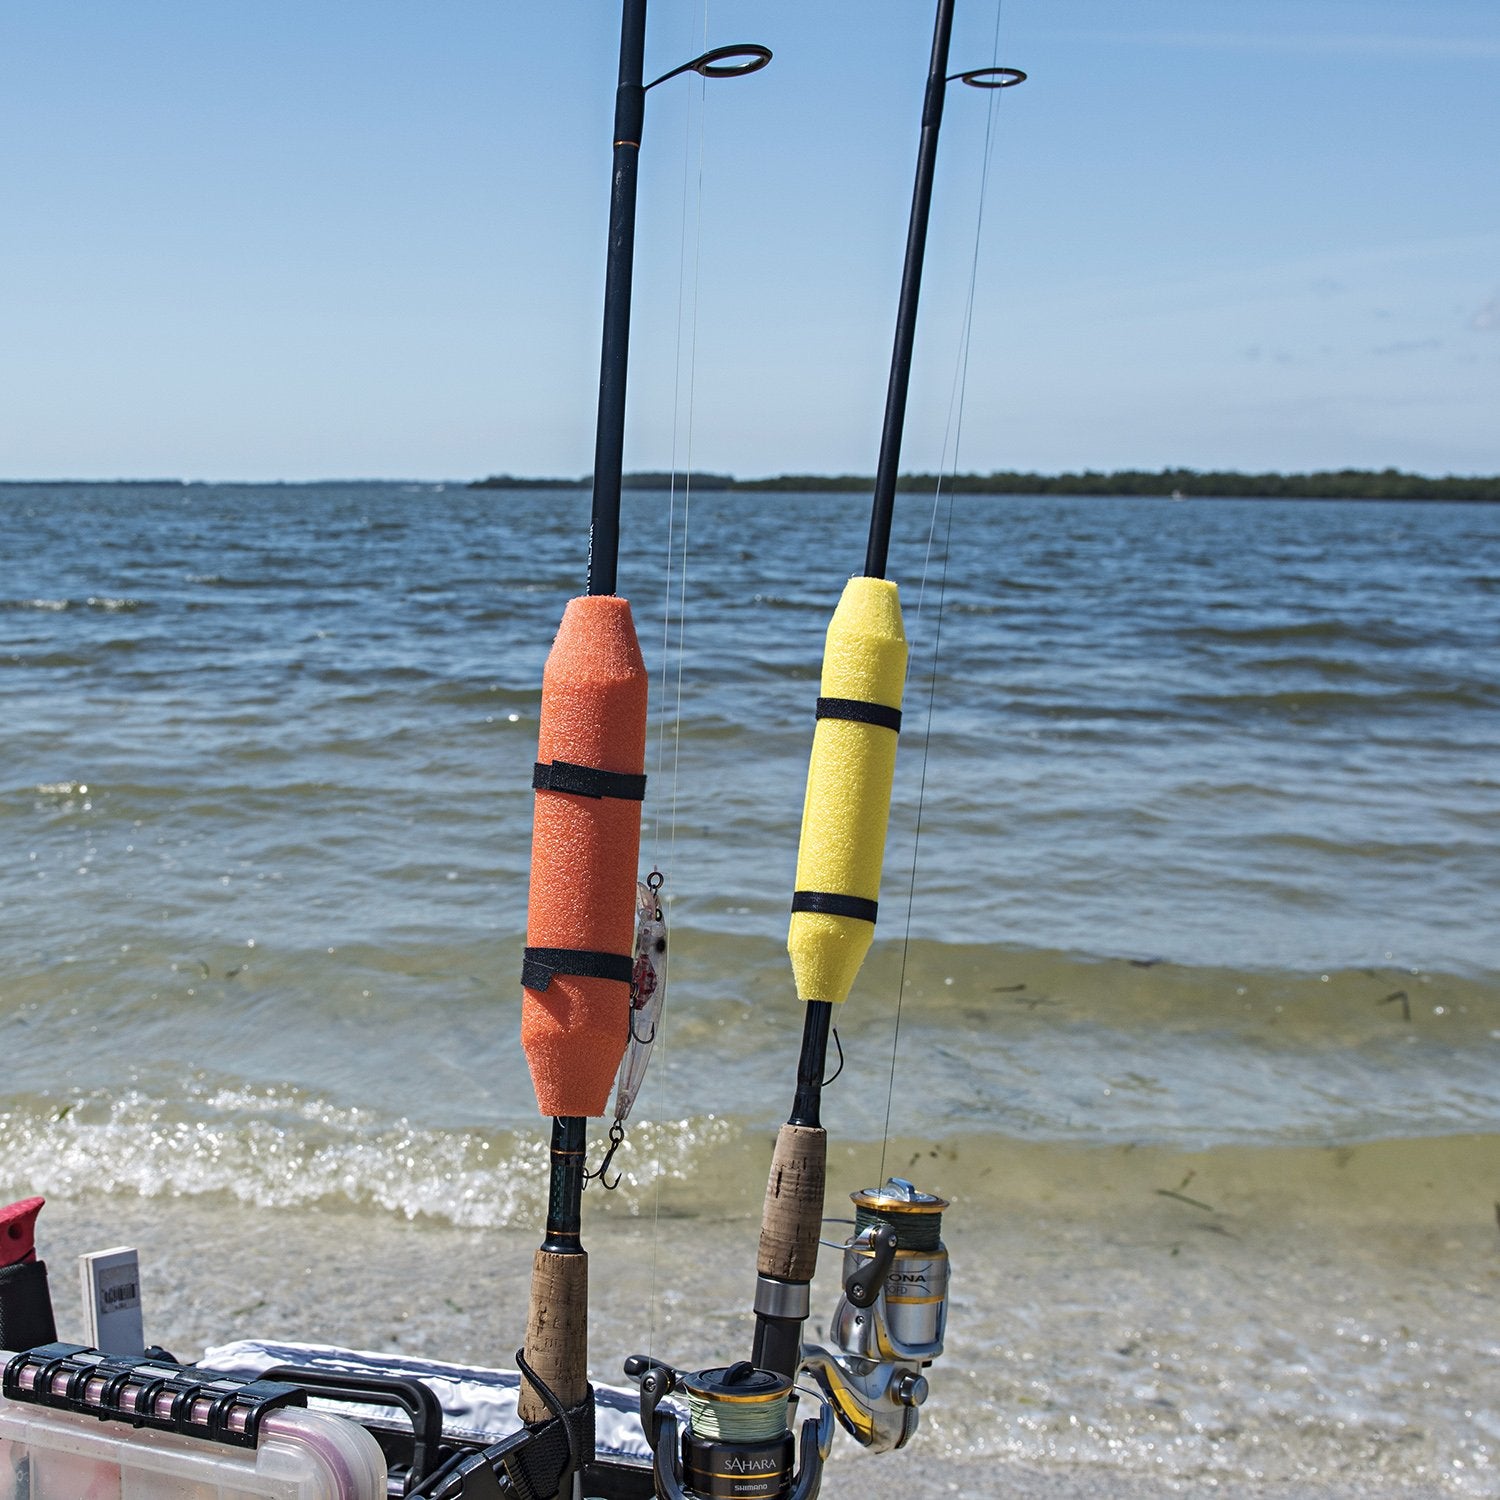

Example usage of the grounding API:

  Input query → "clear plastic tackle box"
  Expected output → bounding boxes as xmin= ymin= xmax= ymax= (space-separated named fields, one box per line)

xmin=1 ymin=1346 xmax=387 ymax=1500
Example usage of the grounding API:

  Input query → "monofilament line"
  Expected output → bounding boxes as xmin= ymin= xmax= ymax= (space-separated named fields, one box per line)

xmin=881 ymin=0 xmax=1010 ymax=1186
xmin=647 ymin=0 xmax=712 ymax=1360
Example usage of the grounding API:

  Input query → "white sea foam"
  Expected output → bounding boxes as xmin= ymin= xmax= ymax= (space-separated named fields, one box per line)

xmin=0 ymin=1083 xmax=737 ymax=1228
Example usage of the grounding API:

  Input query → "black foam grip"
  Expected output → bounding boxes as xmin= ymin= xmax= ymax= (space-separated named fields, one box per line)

xmin=0 ymin=1259 xmax=57 ymax=1353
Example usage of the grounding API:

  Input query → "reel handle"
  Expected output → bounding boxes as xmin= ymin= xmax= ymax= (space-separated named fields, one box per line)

xmin=634 ymin=1360 xmax=679 ymax=1451
xmin=842 ymin=1223 xmax=898 ymax=1308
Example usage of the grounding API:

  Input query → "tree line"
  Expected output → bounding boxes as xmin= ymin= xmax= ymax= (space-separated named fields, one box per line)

xmin=471 ymin=467 xmax=1499 ymax=501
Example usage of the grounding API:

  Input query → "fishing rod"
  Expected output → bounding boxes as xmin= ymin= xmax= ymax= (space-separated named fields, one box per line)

xmin=622 ymin=10 xmax=1025 ymax=1481
xmin=749 ymin=0 xmax=1025 ymax=1448
xmin=509 ymin=5 xmax=769 ymax=1498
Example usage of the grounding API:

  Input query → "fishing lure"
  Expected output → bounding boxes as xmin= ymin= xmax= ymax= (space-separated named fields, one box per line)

xmin=588 ymin=870 xmax=667 ymax=1189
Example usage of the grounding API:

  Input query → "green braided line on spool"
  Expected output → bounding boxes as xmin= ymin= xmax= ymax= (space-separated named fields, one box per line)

xmin=686 ymin=1389 xmax=791 ymax=1443
xmin=855 ymin=1203 xmax=943 ymax=1252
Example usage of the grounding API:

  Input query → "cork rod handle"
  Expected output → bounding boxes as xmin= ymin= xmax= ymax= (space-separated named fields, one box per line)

xmin=757 ymin=1122 xmax=827 ymax=1283
xmin=519 ymin=1247 xmax=590 ymax=1424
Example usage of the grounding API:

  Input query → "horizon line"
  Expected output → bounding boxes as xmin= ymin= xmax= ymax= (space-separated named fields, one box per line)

xmin=4 ymin=463 xmax=1499 ymax=487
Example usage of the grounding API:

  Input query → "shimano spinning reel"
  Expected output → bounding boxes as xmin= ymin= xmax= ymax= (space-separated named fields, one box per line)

xmin=628 ymin=1356 xmax=832 ymax=1500
xmin=799 ymin=1178 xmax=950 ymax=1453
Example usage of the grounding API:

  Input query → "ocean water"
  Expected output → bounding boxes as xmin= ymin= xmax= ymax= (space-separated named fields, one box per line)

xmin=1 ymin=482 xmax=1497 ymax=1494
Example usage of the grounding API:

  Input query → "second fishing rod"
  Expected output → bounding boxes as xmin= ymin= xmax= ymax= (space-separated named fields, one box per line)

xmin=752 ymin=0 xmax=1024 ymax=1391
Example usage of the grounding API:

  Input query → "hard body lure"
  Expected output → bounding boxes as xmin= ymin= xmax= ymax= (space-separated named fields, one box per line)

xmin=588 ymin=872 xmax=667 ymax=1189
xmin=615 ymin=871 xmax=667 ymax=1124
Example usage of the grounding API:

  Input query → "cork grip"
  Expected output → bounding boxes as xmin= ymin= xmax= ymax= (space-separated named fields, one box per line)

xmin=757 ymin=1123 xmax=827 ymax=1282
xmin=519 ymin=1247 xmax=590 ymax=1424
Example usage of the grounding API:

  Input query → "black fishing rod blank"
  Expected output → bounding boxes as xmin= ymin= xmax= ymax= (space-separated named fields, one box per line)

xmin=867 ymin=25 xmax=1026 ymax=580
xmin=587 ymin=0 xmax=647 ymax=599
xmin=588 ymin=11 xmax=770 ymax=598
xmin=865 ymin=0 xmax=956 ymax=582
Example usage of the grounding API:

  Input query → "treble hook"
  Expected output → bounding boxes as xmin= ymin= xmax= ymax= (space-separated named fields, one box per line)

xmin=583 ymin=1119 xmax=626 ymax=1191
xmin=630 ymin=1008 xmax=657 ymax=1045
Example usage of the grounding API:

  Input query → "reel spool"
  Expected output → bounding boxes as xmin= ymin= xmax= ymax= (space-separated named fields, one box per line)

xmin=800 ymin=1178 xmax=950 ymax=1453
xmin=631 ymin=1357 xmax=831 ymax=1500
xmin=846 ymin=1179 xmax=950 ymax=1357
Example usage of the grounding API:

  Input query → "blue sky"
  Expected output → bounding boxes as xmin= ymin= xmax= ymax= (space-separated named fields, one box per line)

xmin=2 ymin=1 xmax=1496 ymax=481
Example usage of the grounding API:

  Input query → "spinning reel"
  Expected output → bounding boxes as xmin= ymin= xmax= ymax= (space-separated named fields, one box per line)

xmin=799 ymin=1178 xmax=950 ymax=1453
xmin=627 ymin=1357 xmax=832 ymax=1500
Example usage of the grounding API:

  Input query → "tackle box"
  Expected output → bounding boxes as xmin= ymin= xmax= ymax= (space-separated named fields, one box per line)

xmin=1 ymin=1345 xmax=386 ymax=1500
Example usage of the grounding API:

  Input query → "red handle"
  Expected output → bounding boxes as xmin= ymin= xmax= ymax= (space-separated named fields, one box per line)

xmin=0 ymin=1197 xmax=44 ymax=1267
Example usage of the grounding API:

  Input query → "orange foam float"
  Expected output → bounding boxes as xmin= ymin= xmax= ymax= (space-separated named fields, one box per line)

xmin=521 ymin=594 xmax=648 ymax=1118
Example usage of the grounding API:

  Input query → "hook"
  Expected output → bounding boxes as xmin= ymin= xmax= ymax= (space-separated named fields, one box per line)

xmin=822 ymin=1028 xmax=845 ymax=1088
xmin=583 ymin=1120 xmax=626 ymax=1191
xmin=630 ymin=1008 xmax=657 ymax=1046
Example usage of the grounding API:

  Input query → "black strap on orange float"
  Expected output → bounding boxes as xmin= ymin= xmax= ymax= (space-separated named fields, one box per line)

xmin=522 ymin=948 xmax=634 ymax=993
xmin=532 ymin=760 xmax=647 ymax=801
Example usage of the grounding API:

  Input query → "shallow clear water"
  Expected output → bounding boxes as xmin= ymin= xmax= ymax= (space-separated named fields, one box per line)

xmin=1 ymin=482 xmax=1496 ymax=1492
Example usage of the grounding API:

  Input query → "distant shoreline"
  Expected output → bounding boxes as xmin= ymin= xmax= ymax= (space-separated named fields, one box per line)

xmin=470 ymin=468 xmax=1500 ymax=501
xmin=3 ymin=469 xmax=1495 ymax=501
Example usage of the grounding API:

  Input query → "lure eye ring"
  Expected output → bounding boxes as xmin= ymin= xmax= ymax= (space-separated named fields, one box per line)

xmin=951 ymin=65 xmax=1027 ymax=89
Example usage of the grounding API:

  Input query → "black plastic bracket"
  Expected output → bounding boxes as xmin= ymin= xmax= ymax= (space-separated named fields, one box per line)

xmin=260 ymin=1363 xmax=443 ymax=1493
xmin=2 ymin=1343 xmax=307 ymax=1449
xmin=413 ymin=1388 xmax=595 ymax=1500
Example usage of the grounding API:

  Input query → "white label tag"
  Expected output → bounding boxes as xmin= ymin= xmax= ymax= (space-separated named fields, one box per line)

xmin=79 ymin=1246 xmax=145 ymax=1355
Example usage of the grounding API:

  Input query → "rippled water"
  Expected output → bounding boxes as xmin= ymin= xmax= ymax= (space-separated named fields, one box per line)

xmin=2 ymin=482 xmax=1497 ymax=1493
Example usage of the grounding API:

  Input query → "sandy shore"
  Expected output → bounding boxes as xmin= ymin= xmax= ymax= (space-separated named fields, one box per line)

xmin=829 ymin=1451 xmax=1460 ymax=1498
xmin=828 ymin=1451 xmax=1459 ymax=1498
xmin=16 ymin=1164 xmax=1492 ymax=1500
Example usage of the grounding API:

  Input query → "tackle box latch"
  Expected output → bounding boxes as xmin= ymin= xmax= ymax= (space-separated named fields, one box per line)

xmin=3 ymin=1342 xmax=307 ymax=1448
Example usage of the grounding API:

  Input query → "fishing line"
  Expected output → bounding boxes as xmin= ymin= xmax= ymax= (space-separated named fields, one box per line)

xmin=653 ymin=5 xmax=706 ymax=866
xmin=646 ymin=0 xmax=713 ymax=1362
xmin=879 ymin=0 xmax=1009 ymax=1187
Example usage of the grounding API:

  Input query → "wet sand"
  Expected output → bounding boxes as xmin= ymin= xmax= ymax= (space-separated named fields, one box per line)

xmin=23 ymin=1142 xmax=1496 ymax=1500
